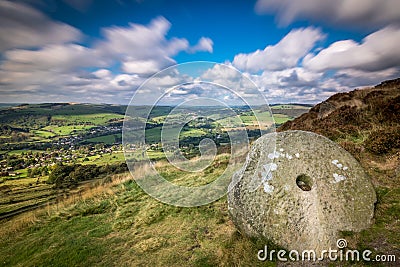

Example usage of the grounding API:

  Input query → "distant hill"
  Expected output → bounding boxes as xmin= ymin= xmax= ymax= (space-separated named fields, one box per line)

xmin=270 ymin=104 xmax=311 ymax=119
xmin=1 ymin=103 xmax=127 ymax=116
xmin=0 ymin=103 xmax=21 ymax=109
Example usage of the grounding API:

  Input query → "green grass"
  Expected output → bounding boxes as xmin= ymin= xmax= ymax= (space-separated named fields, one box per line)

xmin=81 ymin=152 xmax=126 ymax=165
xmin=146 ymin=151 xmax=166 ymax=160
xmin=254 ymin=110 xmax=274 ymax=122
xmin=215 ymin=116 xmax=243 ymax=127
xmin=80 ymin=150 xmax=164 ymax=164
xmin=0 ymin=104 xmax=126 ymax=130
xmin=145 ymin=126 xmax=163 ymax=143
xmin=6 ymin=149 xmax=44 ymax=156
xmin=2 ymin=168 xmax=29 ymax=179
xmin=33 ymin=130 xmax=56 ymax=138
xmin=144 ymin=126 xmax=207 ymax=144
xmin=52 ymin=113 xmax=124 ymax=125
xmin=1 ymin=213 xmax=113 ymax=266
xmin=150 ymin=113 xmax=183 ymax=124
xmin=239 ymin=115 xmax=256 ymax=125
xmin=216 ymin=111 xmax=289 ymax=127
xmin=154 ymin=154 xmax=230 ymax=187
xmin=42 ymin=125 xmax=93 ymax=136
xmin=0 ymin=161 xmax=275 ymax=266
xmin=0 ymin=150 xmax=398 ymax=266
xmin=0 ymin=175 xmax=54 ymax=215
xmin=84 ymin=134 xmax=121 ymax=145
xmin=272 ymin=114 xmax=292 ymax=125
xmin=179 ymin=128 xmax=207 ymax=138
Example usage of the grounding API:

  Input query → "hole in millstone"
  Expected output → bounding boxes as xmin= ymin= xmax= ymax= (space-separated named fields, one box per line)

xmin=296 ymin=174 xmax=313 ymax=191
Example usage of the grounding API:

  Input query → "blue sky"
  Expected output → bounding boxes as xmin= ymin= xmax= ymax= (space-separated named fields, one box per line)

xmin=0 ymin=0 xmax=399 ymax=104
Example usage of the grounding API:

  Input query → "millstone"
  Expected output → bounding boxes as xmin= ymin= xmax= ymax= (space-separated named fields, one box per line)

xmin=228 ymin=130 xmax=376 ymax=254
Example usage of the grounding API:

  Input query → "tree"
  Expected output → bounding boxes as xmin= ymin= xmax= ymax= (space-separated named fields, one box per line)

xmin=48 ymin=164 xmax=76 ymax=188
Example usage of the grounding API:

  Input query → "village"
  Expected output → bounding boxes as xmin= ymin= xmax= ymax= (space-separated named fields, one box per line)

xmin=0 ymin=123 xmax=124 ymax=178
xmin=0 ymin=144 xmax=123 ymax=178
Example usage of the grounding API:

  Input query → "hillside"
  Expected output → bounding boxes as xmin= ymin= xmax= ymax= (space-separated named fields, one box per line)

xmin=0 ymin=83 xmax=398 ymax=266
xmin=0 ymin=156 xmax=273 ymax=267
xmin=279 ymin=78 xmax=400 ymax=155
xmin=279 ymin=78 xmax=400 ymax=181
xmin=279 ymin=78 xmax=400 ymax=259
xmin=0 ymin=103 xmax=308 ymax=266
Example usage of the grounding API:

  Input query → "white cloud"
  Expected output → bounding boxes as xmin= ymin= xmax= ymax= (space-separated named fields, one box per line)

xmin=197 ymin=63 xmax=347 ymax=105
xmin=233 ymin=25 xmax=400 ymax=104
xmin=2 ymin=44 xmax=104 ymax=72
xmin=0 ymin=2 xmax=397 ymax=105
xmin=122 ymin=59 xmax=173 ymax=75
xmin=303 ymin=26 xmax=400 ymax=72
xmin=98 ymin=17 xmax=182 ymax=60
xmin=233 ymin=27 xmax=324 ymax=72
xmin=250 ymin=67 xmax=321 ymax=97
xmin=255 ymin=0 xmax=400 ymax=28
xmin=199 ymin=63 xmax=271 ymax=105
xmin=111 ymin=74 xmax=142 ymax=88
xmin=93 ymin=69 xmax=112 ymax=79
xmin=332 ymin=68 xmax=400 ymax=87
xmin=250 ymin=65 xmax=400 ymax=104
xmin=96 ymin=17 xmax=213 ymax=75
xmin=0 ymin=1 xmax=82 ymax=52
xmin=188 ymin=37 xmax=214 ymax=53
xmin=201 ymin=63 xmax=251 ymax=92
xmin=201 ymin=63 xmax=241 ymax=82
xmin=0 ymin=14 xmax=214 ymax=103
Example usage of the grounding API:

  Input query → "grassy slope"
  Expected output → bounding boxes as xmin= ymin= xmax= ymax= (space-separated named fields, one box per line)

xmin=52 ymin=113 xmax=125 ymax=125
xmin=2 ymin=90 xmax=396 ymax=266
xmin=84 ymin=134 xmax=122 ymax=145
xmin=0 ymin=104 xmax=127 ymax=143
xmin=0 ymin=159 xmax=274 ymax=267
xmin=42 ymin=125 xmax=94 ymax=136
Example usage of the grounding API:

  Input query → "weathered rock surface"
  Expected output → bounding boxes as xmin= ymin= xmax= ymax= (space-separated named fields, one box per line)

xmin=228 ymin=130 xmax=376 ymax=254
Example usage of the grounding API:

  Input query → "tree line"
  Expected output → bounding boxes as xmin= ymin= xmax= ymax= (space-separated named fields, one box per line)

xmin=47 ymin=163 xmax=128 ymax=188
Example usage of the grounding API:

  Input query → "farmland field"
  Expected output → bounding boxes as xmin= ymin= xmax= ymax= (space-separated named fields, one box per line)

xmin=85 ymin=134 xmax=122 ymax=144
xmin=51 ymin=113 xmax=125 ymax=125
xmin=42 ymin=125 xmax=94 ymax=136
xmin=33 ymin=130 xmax=56 ymax=138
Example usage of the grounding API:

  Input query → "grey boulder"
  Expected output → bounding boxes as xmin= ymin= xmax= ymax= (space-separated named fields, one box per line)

xmin=228 ymin=130 xmax=376 ymax=254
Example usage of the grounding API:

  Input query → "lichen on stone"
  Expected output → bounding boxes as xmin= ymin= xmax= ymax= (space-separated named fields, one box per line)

xmin=333 ymin=173 xmax=346 ymax=183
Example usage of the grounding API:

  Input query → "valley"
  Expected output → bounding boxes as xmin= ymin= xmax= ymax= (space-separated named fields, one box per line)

xmin=0 ymin=103 xmax=310 ymax=220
